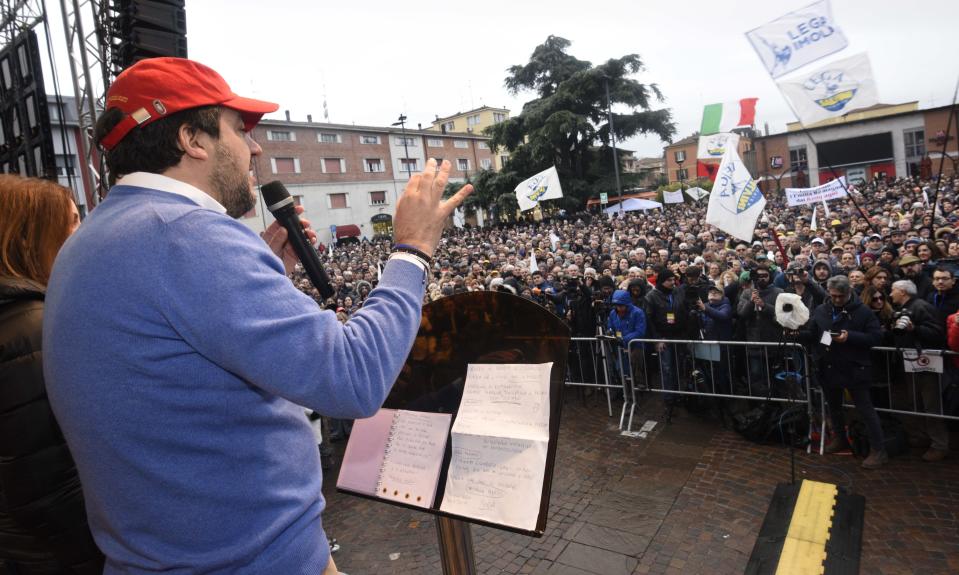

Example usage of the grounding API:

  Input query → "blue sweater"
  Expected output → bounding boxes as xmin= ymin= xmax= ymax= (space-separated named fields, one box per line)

xmin=43 ymin=185 xmax=425 ymax=574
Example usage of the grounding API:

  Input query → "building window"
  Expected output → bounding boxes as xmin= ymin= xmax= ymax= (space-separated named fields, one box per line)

xmin=318 ymin=132 xmax=341 ymax=143
xmin=55 ymin=154 xmax=75 ymax=176
xmin=321 ymin=158 xmax=345 ymax=174
xmin=676 ymin=168 xmax=688 ymax=180
xmin=442 ymin=121 xmax=455 ymax=132
xmin=480 ymin=158 xmax=492 ymax=170
xmin=457 ymin=158 xmax=470 ymax=171
xmin=904 ymin=128 xmax=925 ymax=158
xmin=395 ymin=136 xmax=417 ymax=147
xmin=364 ymin=158 xmax=385 ymax=172
xmin=493 ymin=112 xmax=507 ymax=123
xmin=399 ymin=158 xmax=419 ymax=173
xmin=454 ymin=140 xmax=469 ymax=149
xmin=268 ymin=130 xmax=295 ymax=141
xmin=500 ymin=155 xmax=509 ymax=167
xmin=477 ymin=141 xmax=489 ymax=149
xmin=427 ymin=137 xmax=444 ymax=147
xmin=467 ymin=114 xmax=481 ymax=127
xmin=271 ymin=157 xmax=300 ymax=174
xmin=359 ymin=134 xmax=380 ymax=145
xmin=674 ymin=150 xmax=686 ymax=163
xmin=369 ymin=190 xmax=387 ymax=205
xmin=789 ymin=147 xmax=808 ymax=172
xmin=328 ymin=193 xmax=348 ymax=209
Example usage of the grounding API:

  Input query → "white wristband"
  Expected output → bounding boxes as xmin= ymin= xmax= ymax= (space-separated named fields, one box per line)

xmin=388 ymin=252 xmax=430 ymax=280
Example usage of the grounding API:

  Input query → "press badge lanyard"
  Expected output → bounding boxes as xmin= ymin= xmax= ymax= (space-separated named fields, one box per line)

xmin=666 ymin=294 xmax=675 ymax=324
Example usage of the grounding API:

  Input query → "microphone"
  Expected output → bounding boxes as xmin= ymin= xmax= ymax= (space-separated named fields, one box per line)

xmin=261 ymin=181 xmax=335 ymax=300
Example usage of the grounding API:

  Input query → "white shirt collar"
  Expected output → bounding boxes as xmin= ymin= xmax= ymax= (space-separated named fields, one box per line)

xmin=117 ymin=172 xmax=227 ymax=214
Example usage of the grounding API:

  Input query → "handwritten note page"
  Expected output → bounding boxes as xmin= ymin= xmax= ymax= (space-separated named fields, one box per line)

xmin=440 ymin=363 xmax=553 ymax=531
xmin=377 ymin=410 xmax=451 ymax=508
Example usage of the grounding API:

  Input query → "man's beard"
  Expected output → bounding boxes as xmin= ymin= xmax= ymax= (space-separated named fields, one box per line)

xmin=210 ymin=143 xmax=255 ymax=218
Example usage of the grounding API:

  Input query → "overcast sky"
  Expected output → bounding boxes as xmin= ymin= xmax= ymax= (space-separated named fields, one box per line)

xmin=41 ymin=0 xmax=959 ymax=158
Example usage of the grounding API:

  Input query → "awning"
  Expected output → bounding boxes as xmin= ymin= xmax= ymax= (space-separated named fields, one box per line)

xmin=603 ymin=198 xmax=662 ymax=215
xmin=335 ymin=224 xmax=361 ymax=238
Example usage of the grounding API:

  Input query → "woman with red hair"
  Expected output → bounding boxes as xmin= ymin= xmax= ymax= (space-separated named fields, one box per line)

xmin=0 ymin=175 xmax=103 ymax=573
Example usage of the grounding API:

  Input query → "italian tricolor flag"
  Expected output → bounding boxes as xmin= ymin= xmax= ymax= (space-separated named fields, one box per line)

xmin=700 ymin=98 xmax=758 ymax=135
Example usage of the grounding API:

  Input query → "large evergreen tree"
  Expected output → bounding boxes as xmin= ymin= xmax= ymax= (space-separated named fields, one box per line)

xmin=486 ymin=36 xmax=675 ymax=210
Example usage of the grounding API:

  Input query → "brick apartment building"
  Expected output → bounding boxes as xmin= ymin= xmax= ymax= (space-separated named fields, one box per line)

xmin=244 ymin=117 xmax=494 ymax=242
xmin=663 ymin=134 xmax=752 ymax=185
xmin=430 ymin=105 xmax=510 ymax=170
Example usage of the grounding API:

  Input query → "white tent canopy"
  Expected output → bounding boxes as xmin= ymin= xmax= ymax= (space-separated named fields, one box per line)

xmin=604 ymin=198 xmax=663 ymax=215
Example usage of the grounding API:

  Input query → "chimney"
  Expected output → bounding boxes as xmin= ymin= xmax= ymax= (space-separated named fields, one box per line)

xmin=307 ymin=114 xmax=313 ymax=123
xmin=764 ymin=122 xmax=770 ymax=136
xmin=284 ymin=110 xmax=290 ymax=121
xmin=417 ymin=123 xmax=422 ymax=130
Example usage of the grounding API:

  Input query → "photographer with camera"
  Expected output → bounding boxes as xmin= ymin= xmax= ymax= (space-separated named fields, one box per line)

xmin=737 ymin=265 xmax=784 ymax=394
xmin=559 ymin=264 xmax=596 ymax=337
xmin=646 ymin=269 xmax=688 ymax=419
xmin=799 ymin=275 xmax=887 ymax=468
xmin=783 ymin=261 xmax=825 ymax=311
xmin=889 ymin=279 xmax=949 ymax=462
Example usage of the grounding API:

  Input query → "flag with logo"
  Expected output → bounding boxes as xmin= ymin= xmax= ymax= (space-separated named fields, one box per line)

xmin=697 ymin=132 xmax=741 ymax=160
xmin=663 ymin=190 xmax=685 ymax=204
xmin=453 ymin=207 xmax=465 ymax=228
xmin=685 ymin=187 xmax=709 ymax=201
xmin=746 ymin=0 xmax=849 ymax=79
xmin=700 ymin=99 xmax=758 ymax=135
xmin=706 ymin=148 xmax=766 ymax=242
xmin=776 ymin=52 xmax=879 ymax=126
xmin=515 ymin=166 xmax=563 ymax=212
xmin=529 ymin=251 xmax=539 ymax=274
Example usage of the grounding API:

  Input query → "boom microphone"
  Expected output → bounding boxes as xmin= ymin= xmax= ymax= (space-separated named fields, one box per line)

xmin=261 ymin=181 xmax=335 ymax=300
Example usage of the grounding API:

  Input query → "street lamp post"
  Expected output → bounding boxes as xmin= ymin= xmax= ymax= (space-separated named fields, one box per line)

xmin=392 ymin=114 xmax=411 ymax=179
xmin=674 ymin=150 xmax=686 ymax=202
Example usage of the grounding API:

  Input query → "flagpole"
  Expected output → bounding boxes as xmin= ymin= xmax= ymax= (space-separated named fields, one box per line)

xmin=930 ymin=75 xmax=959 ymax=222
xmin=768 ymin=218 xmax=790 ymax=266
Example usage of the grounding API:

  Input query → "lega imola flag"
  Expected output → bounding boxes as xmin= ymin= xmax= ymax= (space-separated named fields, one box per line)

xmin=746 ymin=0 xmax=848 ymax=78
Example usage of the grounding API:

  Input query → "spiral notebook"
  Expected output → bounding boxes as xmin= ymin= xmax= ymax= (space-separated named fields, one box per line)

xmin=336 ymin=408 xmax=452 ymax=509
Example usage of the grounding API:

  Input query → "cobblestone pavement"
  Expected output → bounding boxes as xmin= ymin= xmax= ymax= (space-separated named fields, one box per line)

xmin=322 ymin=394 xmax=959 ymax=574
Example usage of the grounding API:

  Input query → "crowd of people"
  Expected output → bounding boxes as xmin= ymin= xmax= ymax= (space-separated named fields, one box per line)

xmin=298 ymin=174 xmax=959 ymax=470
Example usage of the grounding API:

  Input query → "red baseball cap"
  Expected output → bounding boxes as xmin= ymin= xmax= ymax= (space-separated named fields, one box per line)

xmin=99 ymin=57 xmax=279 ymax=150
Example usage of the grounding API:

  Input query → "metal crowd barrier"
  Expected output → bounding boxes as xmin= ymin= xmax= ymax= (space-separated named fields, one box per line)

xmin=565 ymin=336 xmax=630 ymax=425
xmin=847 ymin=347 xmax=959 ymax=422
xmin=623 ymin=339 xmax=814 ymax=437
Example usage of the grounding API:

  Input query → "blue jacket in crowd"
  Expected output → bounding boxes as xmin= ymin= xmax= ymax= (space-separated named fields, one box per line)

xmin=608 ymin=290 xmax=647 ymax=349
xmin=700 ymin=296 xmax=734 ymax=340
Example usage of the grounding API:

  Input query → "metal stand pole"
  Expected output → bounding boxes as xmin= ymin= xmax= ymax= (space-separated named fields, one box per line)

xmin=436 ymin=516 xmax=476 ymax=575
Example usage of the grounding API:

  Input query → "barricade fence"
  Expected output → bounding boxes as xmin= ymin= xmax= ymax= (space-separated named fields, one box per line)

xmin=845 ymin=347 xmax=959 ymax=422
xmin=562 ymin=335 xmax=959 ymax=450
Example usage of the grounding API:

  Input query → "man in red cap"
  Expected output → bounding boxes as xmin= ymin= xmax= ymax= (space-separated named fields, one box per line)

xmin=43 ymin=58 xmax=471 ymax=575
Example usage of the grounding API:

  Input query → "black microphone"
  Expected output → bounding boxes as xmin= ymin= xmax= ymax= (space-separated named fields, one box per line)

xmin=261 ymin=181 xmax=335 ymax=300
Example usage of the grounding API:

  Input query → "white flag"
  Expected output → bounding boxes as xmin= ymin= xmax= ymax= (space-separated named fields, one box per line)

xmin=515 ymin=166 xmax=563 ymax=212
xmin=922 ymin=189 xmax=930 ymax=207
xmin=706 ymin=148 xmax=766 ymax=242
xmin=549 ymin=231 xmax=560 ymax=251
xmin=611 ymin=231 xmax=617 ymax=244
xmin=328 ymin=243 xmax=333 ymax=258
xmin=810 ymin=205 xmax=818 ymax=231
xmin=529 ymin=251 xmax=538 ymax=274
xmin=821 ymin=199 xmax=830 ymax=218
xmin=777 ymin=52 xmax=879 ymax=126
xmin=685 ymin=187 xmax=710 ymax=201
xmin=663 ymin=190 xmax=685 ymax=204
xmin=377 ymin=262 xmax=382 ymax=281
xmin=746 ymin=0 xmax=848 ymax=79
xmin=697 ymin=132 xmax=740 ymax=160
xmin=453 ymin=207 xmax=465 ymax=228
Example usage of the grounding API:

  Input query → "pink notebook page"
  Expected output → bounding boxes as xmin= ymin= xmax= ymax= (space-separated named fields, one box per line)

xmin=335 ymin=408 xmax=396 ymax=495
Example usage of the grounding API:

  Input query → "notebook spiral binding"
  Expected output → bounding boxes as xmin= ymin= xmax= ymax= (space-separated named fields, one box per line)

xmin=374 ymin=411 xmax=400 ymax=496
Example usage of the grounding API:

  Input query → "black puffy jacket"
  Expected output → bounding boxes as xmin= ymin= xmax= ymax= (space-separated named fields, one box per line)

xmin=0 ymin=277 xmax=103 ymax=574
xmin=802 ymin=293 xmax=882 ymax=388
